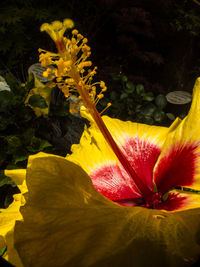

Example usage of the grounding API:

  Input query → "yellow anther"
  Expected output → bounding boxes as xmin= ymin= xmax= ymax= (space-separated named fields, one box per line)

xmin=83 ymin=38 xmax=88 ymax=44
xmin=72 ymin=29 xmax=79 ymax=35
xmin=40 ymin=23 xmax=50 ymax=32
xmin=52 ymin=21 xmax=63 ymax=31
xmin=82 ymin=45 xmax=91 ymax=52
xmin=100 ymin=81 xmax=105 ymax=88
xmin=65 ymin=78 xmax=74 ymax=84
xmin=98 ymin=94 xmax=104 ymax=99
xmin=78 ymin=61 xmax=92 ymax=70
xmin=40 ymin=19 xmax=74 ymax=44
xmin=102 ymin=86 xmax=107 ymax=92
xmin=100 ymin=102 xmax=112 ymax=115
xmin=71 ymin=37 xmax=77 ymax=44
xmin=77 ymin=34 xmax=83 ymax=40
xmin=39 ymin=53 xmax=52 ymax=67
xmin=84 ymin=61 xmax=92 ymax=67
xmin=90 ymin=71 xmax=96 ymax=76
xmin=73 ymin=44 xmax=79 ymax=51
xmin=66 ymin=39 xmax=71 ymax=45
xmin=63 ymin=19 xmax=74 ymax=29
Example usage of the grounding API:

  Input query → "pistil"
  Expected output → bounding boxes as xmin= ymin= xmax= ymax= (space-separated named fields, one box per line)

xmin=39 ymin=18 xmax=156 ymax=204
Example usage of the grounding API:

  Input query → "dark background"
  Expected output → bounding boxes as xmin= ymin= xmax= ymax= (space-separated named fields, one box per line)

xmin=1 ymin=0 xmax=200 ymax=94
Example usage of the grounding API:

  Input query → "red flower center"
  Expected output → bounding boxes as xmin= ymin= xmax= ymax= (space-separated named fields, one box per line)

xmin=90 ymin=137 xmax=198 ymax=211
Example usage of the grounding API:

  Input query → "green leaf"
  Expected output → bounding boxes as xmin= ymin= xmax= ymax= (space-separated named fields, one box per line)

xmin=153 ymin=110 xmax=165 ymax=122
xmin=110 ymin=91 xmax=118 ymax=101
xmin=6 ymin=136 xmax=21 ymax=147
xmin=127 ymin=98 xmax=134 ymax=108
xmin=25 ymin=72 xmax=35 ymax=92
xmin=0 ymin=90 xmax=13 ymax=109
xmin=54 ymin=100 xmax=69 ymax=116
xmin=39 ymin=140 xmax=52 ymax=150
xmin=143 ymin=92 xmax=154 ymax=102
xmin=27 ymin=136 xmax=42 ymax=152
xmin=0 ymin=170 xmax=15 ymax=187
xmin=13 ymin=149 xmax=29 ymax=164
xmin=166 ymin=113 xmax=176 ymax=121
xmin=136 ymin=84 xmax=145 ymax=95
xmin=125 ymin=82 xmax=135 ymax=93
xmin=27 ymin=137 xmax=51 ymax=153
xmin=155 ymin=94 xmax=167 ymax=109
xmin=120 ymin=93 xmax=128 ymax=100
xmin=4 ymin=72 xmax=19 ymax=92
xmin=143 ymin=116 xmax=154 ymax=125
xmin=135 ymin=104 xmax=142 ymax=113
xmin=141 ymin=103 xmax=156 ymax=116
xmin=23 ymin=128 xmax=35 ymax=144
xmin=0 ymin=115 xmax=9 ymax=130
xmin=28 ymin=94 xmax=48 ymax=108
xmin=0 ymin=246 xmax=7 ymax=257
xmin=110 ymin=73 xmax=121 ymax=81
xmin=121 ymin=75 xmax=128 ymax=82
xmin=6 ymin=136 xmax=21 ymax=154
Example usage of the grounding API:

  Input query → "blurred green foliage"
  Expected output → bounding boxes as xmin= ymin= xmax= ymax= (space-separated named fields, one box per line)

xmin=172 ymin=2 xmax=200 ymax=35
xmin=0 ymin=72 xmax=86 ymax=208
xmin=99 ymin=73 xmax=175 ymax=125
xmin=0 ymin=73 xmax=52 ymax=188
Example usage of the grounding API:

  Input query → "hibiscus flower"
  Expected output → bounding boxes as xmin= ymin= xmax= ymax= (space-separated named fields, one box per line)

xmin=2 ymin=19 xmax=200 ymax=267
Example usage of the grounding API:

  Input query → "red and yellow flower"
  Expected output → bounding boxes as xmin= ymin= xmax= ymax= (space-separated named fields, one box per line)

xmin=2 ymin=19 xmax=200 ymax=267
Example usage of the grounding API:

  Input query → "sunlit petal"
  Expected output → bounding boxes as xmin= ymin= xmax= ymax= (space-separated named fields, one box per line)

xmin=10 ymin=154 xmax=200 ymax=267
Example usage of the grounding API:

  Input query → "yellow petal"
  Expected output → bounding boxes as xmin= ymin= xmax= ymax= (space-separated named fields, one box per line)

xmin=1 ymin=169 xmax=27 ymax=266
xmin=153 ymin=78 xmax=200 ymax=192
xmin=0 ymin=196 xmax=24 ymax=266
xmin=25 ymin=76 xmax=53 ymax=117
xmin=11 ymin=154 xmax=200 ymax=266
xmin=0 ymin=199 xmax=22 ymax=241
